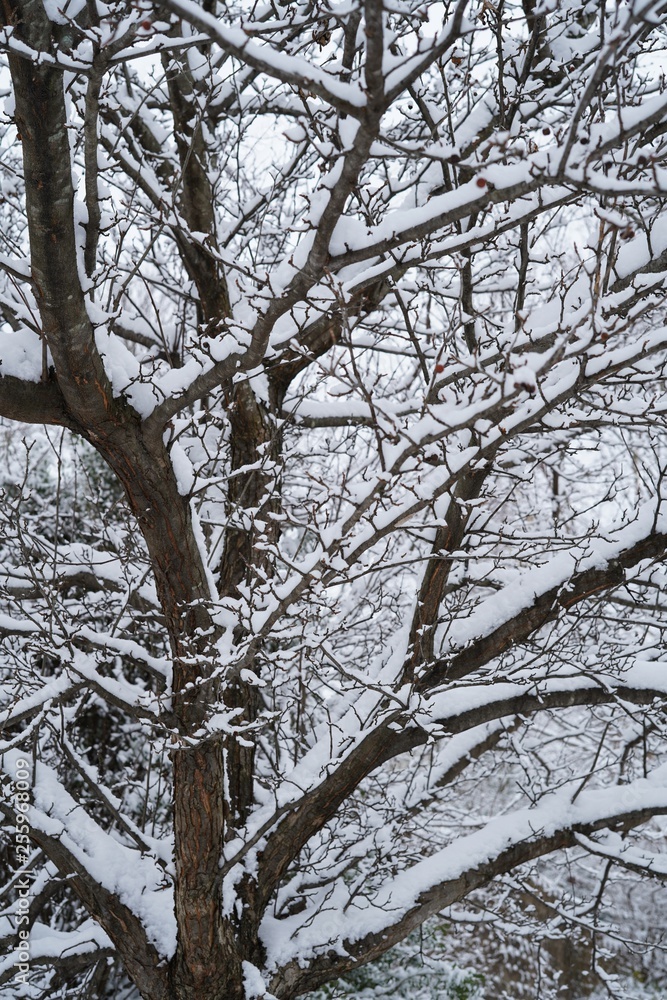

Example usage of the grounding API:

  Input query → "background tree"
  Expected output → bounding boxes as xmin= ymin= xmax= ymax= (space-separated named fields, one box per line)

xmin=2 ymin=0 xmax=667 ymax=998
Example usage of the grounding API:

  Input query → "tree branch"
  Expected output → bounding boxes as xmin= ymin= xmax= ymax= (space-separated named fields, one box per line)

xmin=273 ymin=783 xmax=667 ymax=995
xmin=0 ymin=373 xmax=74 ymax=427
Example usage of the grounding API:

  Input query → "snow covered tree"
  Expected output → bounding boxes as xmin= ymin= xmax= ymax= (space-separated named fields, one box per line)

xmin=2 ymin=0 xmax=667 ymax=997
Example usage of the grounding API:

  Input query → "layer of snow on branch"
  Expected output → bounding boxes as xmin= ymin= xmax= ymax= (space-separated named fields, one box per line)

xmin=261 ymin=778 xmax=667 ymax=967
xmin=2 ymin=749 xmax=177 ymax=958
xmin=446 ymin=501 xmax=667 ymax=651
